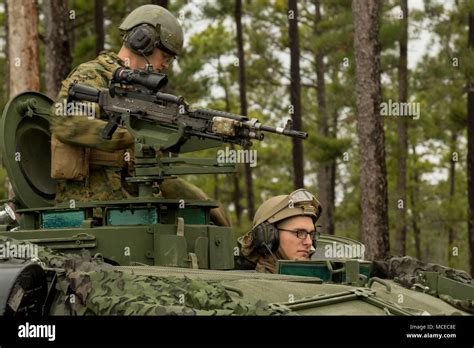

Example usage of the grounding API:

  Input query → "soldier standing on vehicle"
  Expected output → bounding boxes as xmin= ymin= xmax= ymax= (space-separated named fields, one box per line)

xmin=238 ymin=189 xmax=322 ymax=273
xmin=50 ymin=4 xmax=229 ymax=225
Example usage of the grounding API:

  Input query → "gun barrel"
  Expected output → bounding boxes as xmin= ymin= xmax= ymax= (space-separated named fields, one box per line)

xmin=259 ymin=124 xmax=308 ymax=139
xmin=193 ymin=108 xmax=248 ymax=122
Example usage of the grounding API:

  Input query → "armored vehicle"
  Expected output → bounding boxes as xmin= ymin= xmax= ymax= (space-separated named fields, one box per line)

xmin=0 ymin=71 xmax=473 ymax=316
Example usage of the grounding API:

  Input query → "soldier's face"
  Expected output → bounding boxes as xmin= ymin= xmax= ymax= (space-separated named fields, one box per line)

xmin=120 ymin=45 xmax=175 ymax=72
xmin=277 ymin=216 xmax=314 ymax=261
xmin=147 ymin=48 xmax=175 ymax=72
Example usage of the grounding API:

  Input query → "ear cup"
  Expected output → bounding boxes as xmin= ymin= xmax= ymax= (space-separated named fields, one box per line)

xmin=267 ymin=223 xmax=279 ymax=251
xmin=125 ymin=25 xmax=159 ymax=56
xmin=251 ymin=222 xmax=279 ymax=254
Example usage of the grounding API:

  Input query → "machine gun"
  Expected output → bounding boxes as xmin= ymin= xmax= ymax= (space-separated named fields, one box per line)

xmin=67 ymin=67 xmax=308 ymax=196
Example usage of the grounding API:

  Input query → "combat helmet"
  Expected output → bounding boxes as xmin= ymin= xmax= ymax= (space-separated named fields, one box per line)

xmin=119 ymin=4 xmax=184 ymax=57
xmin=252 ymin=188 xmax=322 ymax=228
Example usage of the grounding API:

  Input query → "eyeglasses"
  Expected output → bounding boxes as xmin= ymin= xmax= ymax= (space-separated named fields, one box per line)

xmin=278 ymin=228 xmax=320 ymax=241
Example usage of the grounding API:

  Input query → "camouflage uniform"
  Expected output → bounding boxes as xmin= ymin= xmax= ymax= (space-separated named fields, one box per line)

xmin=51 ymin=50 xmax=135 ymax=204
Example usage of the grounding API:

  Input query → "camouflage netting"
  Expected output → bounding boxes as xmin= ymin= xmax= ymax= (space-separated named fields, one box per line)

xmin=373 ymin=256 xmax=474 ymax=314
xmin=0 ymin=237 xmax=290 ymax=316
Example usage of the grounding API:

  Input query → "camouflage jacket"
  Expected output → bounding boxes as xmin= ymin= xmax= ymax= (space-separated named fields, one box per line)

xmin=238 ymin=232 xmax=283 ymax=274
xmin=51 ymin=51 xmax=134 ymax=203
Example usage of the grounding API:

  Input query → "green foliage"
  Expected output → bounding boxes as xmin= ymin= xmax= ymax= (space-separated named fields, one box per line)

xmin=307 ymin=135 xmax=351 ymax=163
xmin=68 ymin=0 xmax=97 ymax=66
xmin=71 ymin=35 xmax=96 ymax=67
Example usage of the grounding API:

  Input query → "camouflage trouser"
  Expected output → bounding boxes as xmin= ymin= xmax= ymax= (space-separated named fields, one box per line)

xmin=55 ymin=166 xmax=136 ymax=218
xmin=55 ymin=167 xmax=134 ymax=204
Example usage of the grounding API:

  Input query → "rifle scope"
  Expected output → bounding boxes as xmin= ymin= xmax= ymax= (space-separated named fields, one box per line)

xmin=112 ymin=67 xmax=168 ymax=92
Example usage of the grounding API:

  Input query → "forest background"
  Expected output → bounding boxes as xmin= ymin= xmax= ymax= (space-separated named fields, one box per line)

xmin=0 ymin=0 xmax=473 ymax=274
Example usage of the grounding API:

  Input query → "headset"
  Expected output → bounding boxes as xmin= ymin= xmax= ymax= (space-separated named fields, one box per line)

xmin=124 ymin=24 xmax=160 ymax=57
xmin=251 ymin=222 xmax=280 ymax=254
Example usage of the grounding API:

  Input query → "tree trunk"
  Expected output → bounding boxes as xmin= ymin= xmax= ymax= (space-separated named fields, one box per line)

xmin=3 ymin=0 xmax=11 ymax=200
xmin=467 ymin=11 xmax=474 ymax=276
xmin=6 ymin=0 xmax=40 ymax=201
xmin=447 ymin=132 xmax=457 ymax=266
xmin=352 ymin=0 xmax=390 ymax=261
xmin=95 ymin=0 xmax=105 ymax=56
xmin=330 ymin=109 xmax=337 ymax=231
xmin=7 ymin=0 xmax=40 ymax=96
xmin=4 ymin=0 xmax=10 ymax=99
xmin=44 ymin=0 xmax=71 ymax=99
xmin=314 ymin=0 xmax=334 ymax=234
xmin=235 ymin=0 xmax=255 ymax=221
xmin=288 ymin=0 xmax=304 ymax=189
xmin=410 ymin=144 xmax=421 ymax=260
xmin=395 ymin=0 xmax=408 ymax=256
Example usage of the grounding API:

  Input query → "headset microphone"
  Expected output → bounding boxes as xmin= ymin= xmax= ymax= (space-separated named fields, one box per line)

xmin=263 ymin=242 xmax=278 ymax=264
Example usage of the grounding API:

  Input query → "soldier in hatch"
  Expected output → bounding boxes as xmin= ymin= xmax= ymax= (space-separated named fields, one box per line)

xmin=50 ymin=4 xmax=229 ymax=225
xmin=238 ymin=189 xmax=323 ymax=273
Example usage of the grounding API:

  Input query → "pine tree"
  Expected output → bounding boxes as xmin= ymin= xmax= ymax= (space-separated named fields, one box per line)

xmin=467 ymin=10 xmax=474 ymax=275
xmin=395 ymin=0 xmax=409 ymax=255
xmin=352 ymin=0 xmax=390 ymax=260
xmin=288 ymin=0 xmax=304 ymax=189
xmin=95 ymin=0 xmax=104 ymax=56
xmin=44 ymin=0 xmax=71 ymax=99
